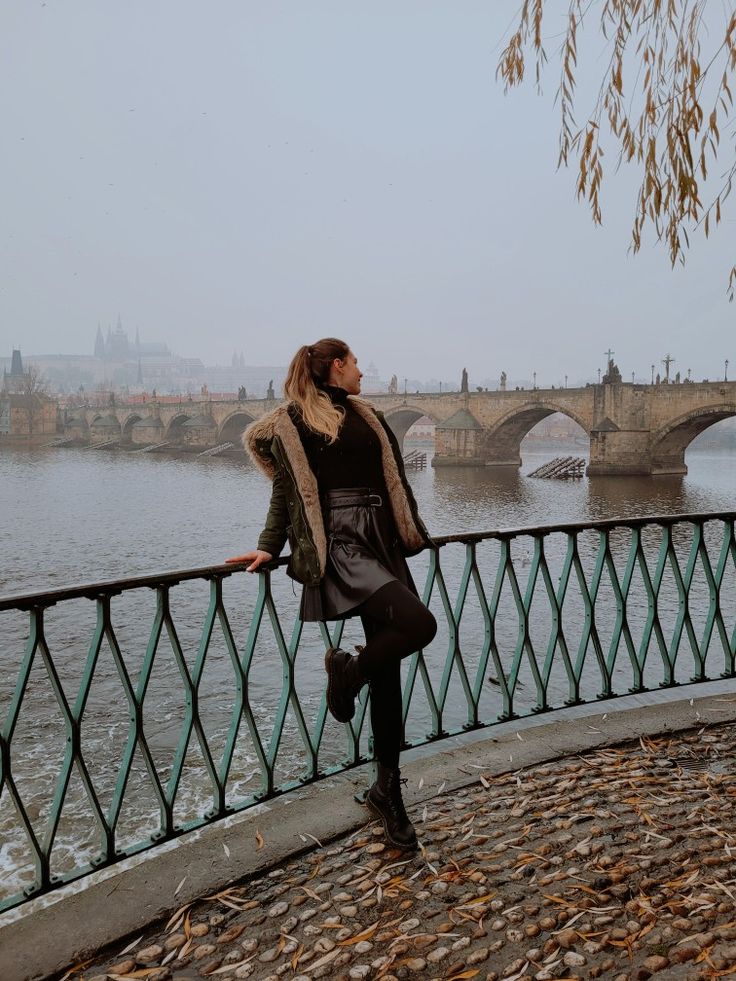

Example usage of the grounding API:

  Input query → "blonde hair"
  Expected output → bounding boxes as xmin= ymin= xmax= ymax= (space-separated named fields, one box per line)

xmin=283 ymin=338 xmax=351 ymax=442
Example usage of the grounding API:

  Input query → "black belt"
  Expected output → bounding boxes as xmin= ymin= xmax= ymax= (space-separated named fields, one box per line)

xmin=323 ymin=487 xmax=383 ymax=509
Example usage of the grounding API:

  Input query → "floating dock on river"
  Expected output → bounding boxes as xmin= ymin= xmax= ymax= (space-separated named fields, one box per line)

xmin=528 ymin=456 xmax=585 ymax=479
xmin=403 ymin=450 xmax=427 ymax=470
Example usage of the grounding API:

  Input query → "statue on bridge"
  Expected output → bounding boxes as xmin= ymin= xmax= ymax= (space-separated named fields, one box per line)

xmin=266 ymin=379 xmax=275 ymax=400
xmin=461 ymin=367 xmax=469 ymax=394
xmin=500 ymin=371 xmax=507 ymax=391
xmin=237 ymin=385 xmax=248 ymax=401
xmin=388 ymin=374 xmax=398 ymax=395
xmin=602 ymin=358 xmax=622 ymax=384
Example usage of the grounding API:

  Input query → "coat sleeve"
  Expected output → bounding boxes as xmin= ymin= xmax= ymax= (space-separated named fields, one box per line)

xmin=256 ymin=467 xmax=289 ymax=558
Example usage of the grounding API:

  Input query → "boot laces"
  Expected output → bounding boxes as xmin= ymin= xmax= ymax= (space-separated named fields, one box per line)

xmin=386 ymin=775 xmax=409 ymax=823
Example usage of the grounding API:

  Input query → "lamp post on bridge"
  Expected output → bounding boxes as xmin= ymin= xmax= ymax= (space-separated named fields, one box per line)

xmin=725 ymin=359 xmax=729 ymax=382
xmin=565 ymin=374 xmax=568 ymax=389
xmin=651 ymin=364 xmax=655 ymax=384
xmin=533 ymin=371 xmax=537 ymax=389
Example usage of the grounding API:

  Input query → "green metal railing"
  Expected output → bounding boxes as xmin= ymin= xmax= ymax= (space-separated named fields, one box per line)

xmin=0 ymin=511 xmax=735 ymax=913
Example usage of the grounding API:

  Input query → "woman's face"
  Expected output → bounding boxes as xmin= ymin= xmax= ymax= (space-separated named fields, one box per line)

xmin=330 ymin=351 xmax=362 ymax=395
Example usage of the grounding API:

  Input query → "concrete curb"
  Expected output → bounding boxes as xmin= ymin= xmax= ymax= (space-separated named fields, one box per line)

xmin=3 ymin=686 xmax=736 ymax=981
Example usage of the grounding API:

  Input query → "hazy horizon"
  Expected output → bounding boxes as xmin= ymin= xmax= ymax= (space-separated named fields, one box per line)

xmin=1 ymin=2 xmax=733 ymax=384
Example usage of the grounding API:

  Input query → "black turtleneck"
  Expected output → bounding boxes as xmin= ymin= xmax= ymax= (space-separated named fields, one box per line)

xmin=288 ymin=386 xmax=387 ymax=494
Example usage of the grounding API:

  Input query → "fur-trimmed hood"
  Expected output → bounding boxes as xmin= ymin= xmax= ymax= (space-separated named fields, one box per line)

xmin=245 ymin=397 xmax=428 ymax=575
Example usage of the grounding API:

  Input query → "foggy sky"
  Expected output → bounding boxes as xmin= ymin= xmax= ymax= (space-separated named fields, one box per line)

xmin=1 ymin=1 xmax=733 ymax=387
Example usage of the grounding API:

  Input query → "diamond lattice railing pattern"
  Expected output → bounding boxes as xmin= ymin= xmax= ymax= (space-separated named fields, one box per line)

xmin=0 ymin=511 xmax=734 ymax=912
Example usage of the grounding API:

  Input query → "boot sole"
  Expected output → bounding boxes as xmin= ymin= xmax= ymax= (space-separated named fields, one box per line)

xmin=324 ymin=649 xmax=354 ymax=724
xmin=365 ymin=792 xmax=418 ymax=851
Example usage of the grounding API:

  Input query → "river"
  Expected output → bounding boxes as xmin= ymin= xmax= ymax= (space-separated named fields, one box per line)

xmin=3 ymin=440 xmax=735 ymax=593
xmin=1 ymin=441 xmax=734 ymax=903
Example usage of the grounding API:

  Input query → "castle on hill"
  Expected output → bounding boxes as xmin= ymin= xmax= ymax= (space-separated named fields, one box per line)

xmin=94 ymin=317 xmax=171 ymax=361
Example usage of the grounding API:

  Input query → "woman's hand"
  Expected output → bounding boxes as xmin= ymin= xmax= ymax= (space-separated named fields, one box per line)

xmin=225 ymin=550 xmax=273 ymax=573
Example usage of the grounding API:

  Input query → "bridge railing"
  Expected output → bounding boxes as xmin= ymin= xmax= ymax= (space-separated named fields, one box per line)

xmin=0 ymin=511 xmax=734 ymax=913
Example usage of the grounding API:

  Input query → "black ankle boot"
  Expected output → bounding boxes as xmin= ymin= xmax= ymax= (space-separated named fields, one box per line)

xmin=366 ymin=764 xmax=418 ymax=850
xmin=324 ymin=647 xmax=366 ymax=723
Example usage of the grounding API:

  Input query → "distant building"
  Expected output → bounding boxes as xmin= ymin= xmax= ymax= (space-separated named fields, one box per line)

xmin=0 ymin=321 xmax=288 ymax=397
xmin=2 ymin=349 xmax=28 ymax=394
xmin=361 ymin=361 xmax=385 ymax=394
xmin=406 ymin=415 xmax=435 ymax=442
xmin=522 ymin=412 xmax=586 ymax=440
xmin=0 ymin=349 xmax=57 ymax=438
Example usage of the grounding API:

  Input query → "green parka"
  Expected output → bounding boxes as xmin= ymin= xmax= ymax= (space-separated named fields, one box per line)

xmin=244 ymin=397 xmax=431 ymax=586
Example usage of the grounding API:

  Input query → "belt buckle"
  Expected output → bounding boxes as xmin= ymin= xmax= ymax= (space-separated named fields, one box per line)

xmin=368 ymin=493 xmax=382 ymax=507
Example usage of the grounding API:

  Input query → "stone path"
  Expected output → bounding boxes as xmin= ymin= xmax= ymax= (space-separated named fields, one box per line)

xmin=59 ymin=722 xmax=736 ymax=981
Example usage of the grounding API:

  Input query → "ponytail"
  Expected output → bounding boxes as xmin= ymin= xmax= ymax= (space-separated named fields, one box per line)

xmin=283 ymin=337 xmax=351 ymax=442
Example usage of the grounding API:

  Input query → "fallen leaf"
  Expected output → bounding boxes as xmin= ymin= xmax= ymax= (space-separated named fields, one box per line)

xmin=58 ymin=961 xmax=94 ymax=981
xmin=256 ymin=830 xmax=265 ymax=849
xmin=306 ymin=947 xmax=341 ymax=972
xmin=119 ymin=937 xmax=144 ymax=956
xmin=107 ymin=972 xmax=162 ymax=980
xmin=291 ymin=944 xmax=304 ymax=970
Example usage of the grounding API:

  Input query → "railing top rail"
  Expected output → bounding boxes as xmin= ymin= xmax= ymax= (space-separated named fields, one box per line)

xmin=2 ymin=509 xmax=734 ymax=611
xmin=429 ymin=509 xmax=736 ymax=546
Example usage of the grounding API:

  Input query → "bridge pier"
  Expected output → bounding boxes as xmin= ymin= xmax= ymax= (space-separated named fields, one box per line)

xmin=650 ymin=456 xmax=689 ymax=476
xmin=431 ymin=407 xmax=513 ymax=467
xmin=587 ymin=428 xmax=656 ymax=476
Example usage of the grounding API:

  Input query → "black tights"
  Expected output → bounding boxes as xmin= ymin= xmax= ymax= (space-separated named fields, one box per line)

xmin=356 ymin=580 xmax=437 ymax=769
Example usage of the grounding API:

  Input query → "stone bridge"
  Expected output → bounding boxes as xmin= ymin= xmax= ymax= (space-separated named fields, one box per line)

xmin=62 ymin=378 xmax=736 ymax=475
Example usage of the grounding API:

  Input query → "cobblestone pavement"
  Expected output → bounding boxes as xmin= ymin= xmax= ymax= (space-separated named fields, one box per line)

xmin=60 ymin=722 xmax=736 ymax=981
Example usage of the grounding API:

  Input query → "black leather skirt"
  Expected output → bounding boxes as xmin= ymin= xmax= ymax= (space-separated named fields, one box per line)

xmin=299 ymin=487 xmax=418 ymax=623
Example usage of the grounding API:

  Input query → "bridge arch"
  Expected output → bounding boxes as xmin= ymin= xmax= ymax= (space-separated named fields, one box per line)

xmin=65 ymin=414 xmax=89 ymax=440
xmin=121 ymin=413 xmax=143 ymax=441
xmin=383 ymin=406 xmax=437 ymax=452
xmin=89 ymin=413 xmax=122 ymax=440
xmin=651 ymin=404 xmax=736 ymax=474
xmin=164 ymin=413 xmax=193 ymax=442
xmin=217 ymin=410 xmax=257 ymax=445
xmin=484 ymin=401 xmax=590 ymax=466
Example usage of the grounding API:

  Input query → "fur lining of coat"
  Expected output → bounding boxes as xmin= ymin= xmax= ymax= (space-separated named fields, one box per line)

xmin=244 ymin=397 xmax=427 ymax=574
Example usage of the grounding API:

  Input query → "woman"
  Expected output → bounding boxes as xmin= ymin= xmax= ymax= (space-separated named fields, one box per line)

xmin=228 ymin=338 xmax=437 ymax=850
